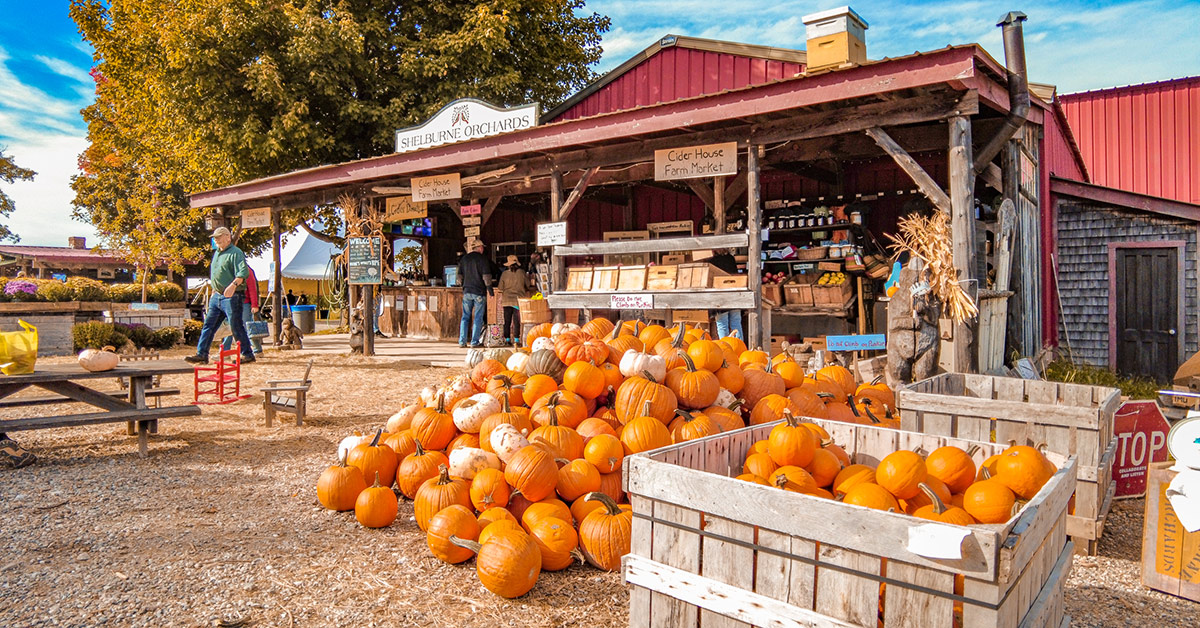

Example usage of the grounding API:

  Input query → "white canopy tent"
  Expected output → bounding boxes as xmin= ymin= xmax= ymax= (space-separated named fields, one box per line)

xmin=247 ymin=229 xmax=341 ymax=282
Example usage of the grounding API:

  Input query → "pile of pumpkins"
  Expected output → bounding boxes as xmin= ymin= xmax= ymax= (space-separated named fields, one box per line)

xmin=738 ymin=416 xmax=1059 ymax=525
xmin=315 ymin=318 xmax=899 ymax=599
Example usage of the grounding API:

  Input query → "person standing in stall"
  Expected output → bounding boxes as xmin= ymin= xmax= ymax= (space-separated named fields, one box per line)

xmin=457 ymin=241 xmax=494 ymax=348
xmin=708 ymin=248 xmax=743 ymax=340
xmin=497 ymin=255 xmax=529 ymax=348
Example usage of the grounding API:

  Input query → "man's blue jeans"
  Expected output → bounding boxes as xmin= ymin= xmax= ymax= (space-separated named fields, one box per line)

xmin=459 ymin=293 xmax=487 ymax=346
xmin=715 ymin=310 xmax=743 ymax=340
xmin=196 ymin=292 xmax=254 ymax=360
xmin=220 ymin=301 xmax=263 ymax=354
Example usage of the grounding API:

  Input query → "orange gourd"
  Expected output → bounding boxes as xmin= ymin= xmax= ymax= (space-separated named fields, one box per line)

xmin=614 ymin=372 xmax=678 ymax=425
xmin=767 ymin=410 xmax=818 ymax=468
xmin=414 ymin=464 xmax=471 ymax=531
xmin=504 ymin=445 xmax=559 ymax=502
xmin=471 ymin=358 xmax=506 ymax=391
xmin=750 ymin=393 xmax=797 ymax=426
xmin=563 ymin=360 xmax=606 ymax=400
xmin=530 ymin=390 xmax=588 ymax=429
xmin=740 ymin=364 xmax=786 ymax=408
xmin=842 ymin=483 xmax=900 ymax=511
xmin=470 ymin=468 xmax=512 ymax=511
xmin=528 ymin=413 xmax=584 ymax=461
xmin=555 ymin=330 xmax=609 ymax=365
xmin=521 ymin=374 xmax=559 ymax=407
xmin=582 ymin=317 xmax=615 ymax=340
xmin=346 ymin=429 xmax=399 ymax=490
xmin=785 ymin=387 xmax=829 ymax=420
xmin=411 ymin=394 xmax=458 ymax=451
xmin=606 ymin=325 xmax=644 ymax=364
xmin=584 ymin=433 xmax=624 ymax=473
xmin=875 ymin=450 xmax=928 ymax=500
xmin=925 ymin=445 xmax=979 ymax=494
xmin=665 ymin=354 xmax=720 ymax=409
xmin=528 ymin=517 xmax=580 ymax=572
xmin=912 ymin=484 xmax=976 ymax=525
xmin=479 ymin=396 xmax=533 ymax=454
xmin=355 ymin=471 xmax=399 ymax=527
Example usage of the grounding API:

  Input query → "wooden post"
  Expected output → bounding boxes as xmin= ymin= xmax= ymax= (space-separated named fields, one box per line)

xmin=549 ymin=170 xmax=565 ymax=324
xmin=745 ymin=145 xmax=764 ymax=348
xmin=948 ymin=116 xmax=977 ymax=373
xmin=714 ymin=177 xmax=727 ymax=234
xmin=363 ymin=284 xmax=375 ymax=356
xmin=623 ymin=186 xmax=635 ymax=230
xmin=271 ymin=207 xmax=283 ymax=346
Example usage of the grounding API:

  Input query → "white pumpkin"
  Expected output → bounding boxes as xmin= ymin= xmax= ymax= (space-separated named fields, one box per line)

xmin=438 ymin=374 xmax=476 ymax=409
xmin=619 ymin=349 xmax=667 ymax=382
xmin=419 ymin=385 xmax=438 ymax=407
xmin=448 ymin=447 xmax=502 ymax=480
xmin=78 ymin=346 xmax=119 ymax=372
xmin=453 ymin=393 xmax=501 ymax=433
xmin=713 ymin=388 xmax=737 ymax=410
xmin=337 ymin=431 xmax=368 ymax=460
xmin=531 ymin=336 xmax=555 ymax=353
xmin=386 ymin=403 xmax=421 ymax=433
xmin=506 ymin=351 xmax=530 ymax=374
xmin=490 ymin=423 xmax=530 ymax=463
xmin=551 ymin=322 xmax=580 ymax=337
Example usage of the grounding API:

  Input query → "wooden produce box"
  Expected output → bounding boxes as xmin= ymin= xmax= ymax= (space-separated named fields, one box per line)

xmin=672 ymin=310 xmax=710 ymax=326
xmin=646 ymin=265 xmax=678 ymax=291
xmin=593 ymin=266 xmax=620 ymax=291
xmin=812 ymin=281 xmax=853 ymax=305
xmin=712 ymin=275 xmax=748 ymax=289
xmin=762 ymin=284 xmax=783 ymax=308
xmin=1141 ymin=462 xmax=1200 ymax=602
xmin=662 ymin=254 xmax=687 ymax=265
xmin=783 ymin=281 xmax=814 ymax=306
xmin=625 ymin=419 xmax=1076 ymax=628
xmin=618 ymin=265 xmax=648 ymax=291
xmin=898 ymin=374 xmax=1120 ymax=555
xmin=565 ymin=267 xmax=593 ymax=292
xmin=677 ymin=263 xmax=727 ymax=289
xmin=517 ymin=298 xmax=550 ymax=324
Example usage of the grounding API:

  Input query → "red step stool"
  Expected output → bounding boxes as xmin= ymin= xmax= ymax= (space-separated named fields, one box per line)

xmin=193 ymin=344 xmax=251 ymax=405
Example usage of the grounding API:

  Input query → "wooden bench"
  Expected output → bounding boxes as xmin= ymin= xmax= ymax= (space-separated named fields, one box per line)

xmin=262 ymin=360 xmax=313 ymax=427
xmin=0 ymin=388 xmax=182 ymax=409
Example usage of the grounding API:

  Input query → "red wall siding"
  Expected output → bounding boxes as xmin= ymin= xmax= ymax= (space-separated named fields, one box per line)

xmin=1042 ymin=106 xmax=1086 ymax=181
xmin=482 ymin=207 xmax=536 ymax=244
xmin=552 ymin=47 xmax=804 ymax=122
xmin=1061 ymin=76 xmax=1200 ymax=204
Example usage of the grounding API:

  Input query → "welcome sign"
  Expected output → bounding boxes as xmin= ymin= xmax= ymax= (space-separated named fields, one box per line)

xmin=395 ymin=99 xmax=540 ymax=154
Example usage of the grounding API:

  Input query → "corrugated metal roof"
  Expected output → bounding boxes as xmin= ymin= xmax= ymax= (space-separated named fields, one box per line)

xmin=1060 ymin=75 xmax=1200 ymax=204
xmin=0 ymin=245 xmax=129 ymax=266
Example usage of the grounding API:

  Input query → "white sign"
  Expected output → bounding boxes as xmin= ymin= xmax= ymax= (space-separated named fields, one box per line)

xmin=611 ymin=294 xmax=654 ymax=309
xmin=462 ymin=216 xmax=481 ymax=226
xmin=412 ymin=173 xmax=462 ymax=202
xmin=241 ymin=207 xmax=271 ymax=229
xmin=537 ymin=221 xmax=568 ymax=246
xmin=395 ymin=99 xmax=540 ymax=154
xmin=464 ymin=226 xmax=480 ymax=237
xmin=655 ymin=141 xmax=738 ymax=181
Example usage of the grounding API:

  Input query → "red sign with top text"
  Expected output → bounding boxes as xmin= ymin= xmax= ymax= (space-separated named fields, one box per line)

xmin=1112 ymin=400 xmax=1170 ymax=497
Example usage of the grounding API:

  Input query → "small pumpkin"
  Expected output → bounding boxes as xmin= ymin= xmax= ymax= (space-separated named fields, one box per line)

xmin=530 ymin=390 xmax=588 ymax=429
xmin=355 ymin=471 xmax=399 ymax=528
xmin=504 ymin=445 xmax=560 ymax=502
xmin=78 ymin=345 xmax=119 ymax=372
xmin=832 ymin=464 xmax=876 ymax=497
xmin=770 ymin=465 xmax=817 ymax=493
xmin=317 ymin=451 xmax=367 ymax=511
xmin=912 ymin=483 xmax=976 ymax=526
xmin=925 ymin=445 xmax=979 ymax=494
xmin=451 ymin=528 xmax=542 ymax=598
xmin=414 ymin=464 xmax=471 ymax=531
xmin=767 ymin=410 xmax=818 ymax=468
xmin=490 ymin=423 xmax=532 ymax=464
xmin=668 ymin=409 xmax=719 ymax=443
xmin=743 ymin=452 xmax=778 ymax=479
xmin=478 ymin=506 xmax=518 ymax=530
xmin=875 ymin=450 xmax=928 ymax=500
xmin=816 ymin=364 xmax=857 ymax=398
xmin=448 ymin=446 xmax=502 ymax=480
xmin=346 ymin=429 xmax=399 ymax=490
xmin=614 ymin=371 xmax=678 ymax=425
xmin=386 ymin=403 xmax=421 ymax=433
xmin=528 ymin=411 xmax=585 ymax=461
xmin=563 ymin=360 xmax=606 ymax=399
xmin=597 ymin=469 xmax=624 ymax=503
xmin=994 ymin=445 xmax=1055 ymax=499
xmin=382 ymin=430 xmax=418 ymax=463
xmin=525 ymin=321 xmax=553 ymax=348
xmin=411 ymin=394 xmax=458 ymax=451
xmin=584 ymin=433 xmax=624 ymax=474
xmin=471 ymin=358 xmax=506 ymax=391
xmin=804 ymin=447 xmax=843 ymax=488
xmin=526 ymin=349 xmax=566 ymax=380
xmin=714 ymin=360 xmax=745 ymax=395
xmin=686 ymin=339 xmax=725 ymax=372
xmin=576 ymin=417 xmax=618 ymax=443
xmin=578 ymin=492 xmax=633 ymax=571
xmin=521 ymin=497 xmax=574 ymax=530
xmin=962 ymin=478 xmax=1017 ymax=524
xmin=555 ymin=330 xmax=609 ymax=365
xmin=842 ymin=482 xmax=900 ymax=511
xmin=605 ymin=325 xmax=644 ymax=364
xmin=426 ymin=504 xmax=480 ymax=564
xmin=470 ymin=468 xmax=512 ymax=511
xmin=740 ymin=363 xmax=786 ymax=409
xmin=665 ymin=354 xmax=720 ymax=409
xmin=528 ymin=517 xmax=581 ymax=571
xmin=750 ymin=393 xmax=797 ymax=426
xmin=581 ymin=317 xmax=615 ymax=340
xmin=618 ymin=349 xmax=667 ymax=383
xmin=620 ymin=402 xmax=673 ymax=455
xmin=704 ymin=399 xmax=746 ymax=433
xmin=557 ymin=459 xmax=602 ymax=502
xmin=397 ymin=440 xmax=450 ymax=499
xmin=485 ymin=372 xmax=528 ymax=410
xmin=479 ymin=396 xmax=533 ymax=453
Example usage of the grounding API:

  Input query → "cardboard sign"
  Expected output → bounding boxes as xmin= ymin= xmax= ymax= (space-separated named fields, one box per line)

xmin=460 ymin=203 xmax=482 ymax=216
xmin=537 ymin=221 xmax=568 ymax=247
xmin=240 ymin=207 xmax=271 ymax=229
xmin=825 ymin=334 xmax=886 ymax=352
xmin=654 ymin=141 xmax=738 ymax=181
xmin=1114 ymin=400 xmax=1171 ymax=497
xmin=411 ymin=173 xmax=461 ymax=202
xmin=611 ymin=294 xmax=653 ymax=309
xmin=346 ymin=236 xmax=383 ymax=285
xmin=384 ymin=196 xmax=428 ymax=222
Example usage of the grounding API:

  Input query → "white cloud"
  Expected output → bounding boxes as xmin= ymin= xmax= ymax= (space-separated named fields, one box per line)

xmin=34 ymin=54 xmax=93 ymax=84
xmin=2 ymin=134 xmax=96 ymax=247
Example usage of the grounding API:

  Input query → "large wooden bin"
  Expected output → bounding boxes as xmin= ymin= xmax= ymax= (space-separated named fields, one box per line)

xmin=1141 ymin=462 xmax=1200 ymax=602
xmin=897 ymin=374 xmax=1120 ymax=555
xmin=624 ymin=419 xmax=1076 ymax=628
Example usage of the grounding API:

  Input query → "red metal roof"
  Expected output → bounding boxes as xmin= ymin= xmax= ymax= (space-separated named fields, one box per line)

xmin=0 ymin=245 xmax=131 ymax=266
xmin=1060 ymin=76 xmax=1200 ymax=205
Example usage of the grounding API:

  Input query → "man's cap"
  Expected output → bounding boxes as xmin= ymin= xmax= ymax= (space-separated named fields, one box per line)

xmin=212 ymin=226 xmax=232 ymax=238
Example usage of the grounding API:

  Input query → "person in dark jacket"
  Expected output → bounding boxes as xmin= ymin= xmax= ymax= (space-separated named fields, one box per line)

xmin=708 ymin=249 xmax=744 ymax=340
xmin=457 ymin=241 xmax=495 ymax=347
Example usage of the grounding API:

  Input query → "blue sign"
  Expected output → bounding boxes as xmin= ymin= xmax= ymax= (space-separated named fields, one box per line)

xmin=130 ymin=303 xmax=160 ymax=311
xmin=825 ymin=334 xmax=886 ymax=352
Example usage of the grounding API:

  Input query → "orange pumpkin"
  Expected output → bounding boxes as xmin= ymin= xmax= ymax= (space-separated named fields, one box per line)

xmin=528 ymin=516 xmax=580 ymax=572
xmin=743 ymin=452 xmax=778 ymax=479
xmin=842 ymin=483 xmax=900 ymax=511
xmin=471 ymin=359 xmax=506 ymax=391
xmin=785 ymin=387 xmax=829 ymax=419
xmin=994 ymin=446 xmax=1054 ymax=499
xmin=614 ymin=373 xmax=678 ymax=425
xmin=525 ymin=322 xmax=553 ymax=348
xmin=596 ymin=469 xmax=625 ymax=503
xmin=606 ymin=325 xmax=645 ymax=364
xmin=578 ymin=492 xmax=633 ymax=571
xmin=833 ymin=464 xmax=876 ymax=497
xmin=665 ymin=354 xmax=720 ymax=409
xmin=582 ymin=317 xmax=615 ymax=340
xmin=521 ymin=498 xmax=574 ymax=531
xmin=912 ymin=484 xmax=976 ymax=525
xmin=804 ymin=447 xmax=843 ymax=488
xmin=346 ymin=429 xmax=399 ymax=490
xmin=620 ymin=411 xmax=672 ymax=456
xmin=521 ymin=374 xmax=559 ymax=407
xmin=555 ymin=330 xmax=609 ymax=365
xmin=738 ymin=347 xmax=769 ymax=369
xmin=714 ymin=360 xmax=745 ymax=394
xmin=563 ymin=361 xmax=606 ymax=400
xmin=703 ymin=401 xmax=746 ymax=433
xmin=686 ymin=339 xmax=725 ymax=372
xmin=530 ymin=390 xmax=588 ymax=429
xmin=668 ymin=409 xmax=719 ymax=443
xmin=477 ymin=506 xmax=518 ymax=530
xmin=855 ymin=380 xmax=895 ymax=410
xmin=875 ymin=450 xmax=928 ymax=500
xmin=749 ymin=393 xmax=797 ymax=426
xmin=426 ymin=504 xmax=480 ymax=564
xmin=317 ymin=451 xmax=368 ymax=512
xmin=769 ymin=465 xmax=817 ymax=493
xmin=486 ymin=371 xmax=528 ymax=409
xmin=557 ymin=459 xmax=602 ymax=502
xmin=411 ymin=394 xmax=458 ymax=451
xmin=414 ymin=465 xmax=471 ymax=531
xmin=528 ymin=413 xmax=584 ymax=461
xmin=576 ymin=417 xmax=618 ymax=443
xmin=962 ymin=479 xmax=1017 ymax=523
xmin=773 ymin=358 xmax=807 ymax=389
xmin=767 ymin=410 xmax=818 ymax=467
xmin=355 ymin=471 xmax=399 ymax=527
xmin=741 ymin=364 xmax=786 ymax=409
xmin=816 ymin=364 xmax=856 ymax=398
xmin=470 ymin=468 xmax=511 ymax=511
xmin=900 ymin=477 xmax=952 ymax=514
xmin=584 ymin=433 xmax=624 ymax=473
xmin=382 ymin=430 xmax=418 ymax=462
xmin=397 ymin=441 xmax=449 ymax=499
xmin=504 ymin=445 xmax=560 ymax=502
xmin=478 ymin=397 xmax=533 ymax=454
xmin=925 ymin=445 xmax=979 ymax=494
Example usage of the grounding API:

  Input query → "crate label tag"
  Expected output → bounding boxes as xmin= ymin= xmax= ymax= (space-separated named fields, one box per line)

xmin=906 ymin=524 xmax=968 ymax=560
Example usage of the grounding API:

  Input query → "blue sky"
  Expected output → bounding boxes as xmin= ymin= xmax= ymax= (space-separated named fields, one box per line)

xmin=1 ymin=0 xmax=1198 ymax=246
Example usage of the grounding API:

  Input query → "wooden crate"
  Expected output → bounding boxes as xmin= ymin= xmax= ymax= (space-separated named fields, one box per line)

xmin=618 ymin=265 xmax=648 ymax=291
xmin=566 ymin=267 xmax=593 ymax=292
xmin=647 ymin=266 xmax=678 ymax=291
xmin=677 ymin=263 xmax=727 ymax=288
xmin=813 ymin=282 xmax=853 ymax=305
xmin=625 ymin=419 xmax=1076 ymax=628
xmin=898 ymin=373 xmax=1120 ymax=554
xmin=712 ymin=275 xmax=748 ymax=289
xmin=1141 ymin=462 xmax=1200 ymax=602
xmin=593 ymin=266 xmax=620 ymax=291
xmin=672 ymin=310 xmax=709 ymax=325
xmin=783 ymin=282 xmax=814 ymax=306
xmin=762 ymin=284 xmax=783 ymax=308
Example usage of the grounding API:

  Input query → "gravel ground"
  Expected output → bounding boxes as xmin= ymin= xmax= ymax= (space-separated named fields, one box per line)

xmin=0 ymin=350 xmax=1194 ymax=627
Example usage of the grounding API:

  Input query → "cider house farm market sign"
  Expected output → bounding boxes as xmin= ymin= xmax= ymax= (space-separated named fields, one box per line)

xmin=394 ymin=99 xmax=540 ymax=154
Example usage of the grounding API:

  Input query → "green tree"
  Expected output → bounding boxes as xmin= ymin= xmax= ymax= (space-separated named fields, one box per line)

xmin=70 ymin=0 xmax=609 ymax=255
xmin=0 ymin=148 xmax=36 ymax=242
xmin=99 ymin=186 xmax=207 ymax=303
xmin=395 ymin=245 xmax=423 ymax=275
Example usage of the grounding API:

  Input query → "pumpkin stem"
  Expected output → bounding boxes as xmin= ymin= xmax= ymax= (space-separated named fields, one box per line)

xmin=609 ymin=325 xmax=624 ymax=341
xmin=782 ymin=408 xmax=801 ymax=427
xmin=680 ymin=353 xmax=699 ymax=373
xmin=848 ymin=400 xmax=861 ymax=418
xmin=369 ymin=428 xmax=382 ymax=448
xmin=918 ymin=483 xmax=948 ymax=514
xmin=640 ymin=369 xmax=659 ymax=384
xmin=436 ymin=392 xmax=446 ymax=414
xmin=980 ymin=467 xmax=993 ymax=480
xmin=570 ymin=548 xmax=585 ymax=564
xmin=371 ymin=471 xmax=382 ymax=488
xmin=671 ymin=322 xmax=687 ymax=348
xmin=436 ymin=464 xmax=452 ymax=485
xmin=728 ymin=398 xmax=745 ymax=411
xmin=501 ymin=395 xmax=512 ymax=413
xmin=641 ymin=399 xmax=653 ymax=417
xmin=585 ymin=491 xmax=624 ymax=515
xmin=861 ymin=405 xmax=882 ymax=425
xmin=448 ymin=535 xmax=483 ymax=553
xmin=413 ymin=439 xmax=427 ymax=456
xmin=966 ymin=445 xmax=980 ymax=457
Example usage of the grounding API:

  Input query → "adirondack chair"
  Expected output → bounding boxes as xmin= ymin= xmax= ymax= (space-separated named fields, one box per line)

xmin=261 ymin=360 xmax=314 ymax=427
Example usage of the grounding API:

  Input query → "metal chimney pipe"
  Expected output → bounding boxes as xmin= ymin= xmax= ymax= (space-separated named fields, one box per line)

xmin=973 ymin=11 xmax=1031 ymax=174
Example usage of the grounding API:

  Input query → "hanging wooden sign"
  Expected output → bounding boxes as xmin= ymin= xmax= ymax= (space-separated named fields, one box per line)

xmin=385 ymin=196 xmax=428 ymax=222
xmin=412 ymin=173 xmax=462 ymax=202
xmin=464 ymin=226 xmax=481 ymax=237
xmin=460 ymin=203 xmax=482 ymax=216
xmin=654 ymin=142 xmax=738 ymax=181
xmin=240 ymin=207 xmax=271 ymax=229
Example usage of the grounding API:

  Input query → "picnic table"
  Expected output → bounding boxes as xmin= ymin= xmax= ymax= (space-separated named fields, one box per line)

xmin=0 ymin=361 xmax=201 ymax=456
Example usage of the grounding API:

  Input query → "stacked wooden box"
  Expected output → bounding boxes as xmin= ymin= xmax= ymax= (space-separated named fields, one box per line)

xmin=1141 ymin=462 xmax=1200 ymax=602
xmin=625 ymin=419 xmax=1076 ymax=628
xmin=898 ymin=373 xmax=1120 ymax=556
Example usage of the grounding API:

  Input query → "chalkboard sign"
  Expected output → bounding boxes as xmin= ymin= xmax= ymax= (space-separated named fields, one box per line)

xmin=347 ymin=236 xmax=383 ymax=285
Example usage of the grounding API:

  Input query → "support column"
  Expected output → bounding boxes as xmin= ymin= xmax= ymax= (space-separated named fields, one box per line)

xmin=549 ymin=170 xmax=565 ymax=324
xmin=271 ymin=207 xmax=283 ymax=346
xmin=745 ymin=145 xmax=764 ymax=349
xmin=714 ymin=177 xmax=727 ymax=234
xmin=948 ymin=116 xmax=977 ymax=373
xmin=363 ymin=284 xmax=375 ymax=356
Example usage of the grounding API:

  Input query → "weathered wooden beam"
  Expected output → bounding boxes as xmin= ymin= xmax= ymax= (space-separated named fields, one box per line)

xmin=746 ymin=145 xmax=764 ymax=347
xmin=271 ymin=206 xmax=283 ymax=345
xmin=980 ymin=163 xmax=1003 ymax=193
xmin=866 ymin=126 xmax=952 ymax=214
xmin=549 ymin=170 xmax=565 ymax=324
xmin=548 ymin=290 xmax=755 ymax=310
xmin=724 ymin=172 xmax=748 ymax=204
xmin=714 ymin=177 xmax=727 ymax=233
xmin=481 ymin=196 xmax=503 ymax=226
xmin=948 ymin=115 xmax=977 ymax=373
xmin=685 ymin=179 xmax=716 ymax=211
xmin=559 ymin=166 xmax=599 ymax=221
xmin=553 ymin=233 xmax=749 ymax=257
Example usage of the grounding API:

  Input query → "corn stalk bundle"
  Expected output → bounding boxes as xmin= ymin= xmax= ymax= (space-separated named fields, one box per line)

xmin=887 ymin=212 xmax=978 ymax=323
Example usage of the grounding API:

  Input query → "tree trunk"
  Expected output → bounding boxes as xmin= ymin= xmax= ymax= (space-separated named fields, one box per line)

xmin=140 ymin=266 xmax=148 ymax=303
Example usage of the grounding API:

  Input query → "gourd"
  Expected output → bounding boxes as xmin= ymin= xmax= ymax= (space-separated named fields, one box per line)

xmin=521 ymin=374 xmax=559 ymax=407
xmin=740 ymin=364 xmax=786 ymax=409
xmin=470 ymin=359 xmax=506 ymax=391
xmin=554 ymin=330 xmax=609 ymax=365
xmin=426 ymin=504 xmax=480 ymax=564
xmin=832 ymin=464 xmax=877 ymax=497
xmin=618 ymin=349 xmax=666 ymax=383
xmin=526 ymin=349 xmax=566 ymax=380
xmin=531 ymin=336 xmax=555 ymax=353
xmin=842 ymin=482 xmax=900 ymax=511
xmin=414 ymin=465 xmax=471 ymax=531
xmin=578 ymin=492 xmax=633 ymax=571
xmin=769 ymin=465 xmax=817 ymax=493
xmin=668 ymin=409 xmax=719 ymax=443
xmin=397 ymin=441 xmax=450 ymax=499
xmin=355 ymin=472 xmax=399 ymax=528
xmin=620 ymin=402 xmax=673 ymax=455
xmin=506 ymin=351 xmax=530 ymax=374
xmin=78 ymin=346 xmax=119 ymax=372
xmin=448 ymin=447 xmax=502 ymax=480
xmin=528 ymin=412 xmax=585 ymax=461
xmin=452 ymin=393 xmax=501 ymax=434
xmin=470 ymin=469 xmax=512 ymax=511
xmin=805 ymin=448 xmax=843 ymax=488
xmin=482 ymin=347 xmax=513 ymax=364
xmin=528 ymin=517 xmax=581 ymax=571
xmin=504 ymin=445 xmax=559 ymax=502
xmin=665 ymin=354 xmax=720 ymax=409
xmin=490 ymin=423 xmax=531 ymax=464
xmin=385 ymin=403 xmax=421 ymax=433
xmin=346 ymin=430 xmax=399 ymax=489
xmin=317 ymin=451 xmax=367 ymax=511
xmin=450 ymin=529 xmax=542 ymax=598
xmin=875 ymin=450 xmax=928 ymax=500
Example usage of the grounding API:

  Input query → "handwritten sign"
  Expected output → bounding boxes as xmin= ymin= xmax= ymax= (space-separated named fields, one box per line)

xmin=347 ymin=236 xmax=383 ymax=285
xmin=537 ymin=221 xmax=568 ymax=247
xmin=240 ymin=207 xmax=271 ymax=229
xmin=464 ymin=226 xmax=480 ymax=237
xmin=460 ymin=203 xmax=482 ymax=216
xmin=825 ymin=334 xmax=886 ymax=352
xmin=412 ymin=173 xmax=462 ymax=202
xmin=385 ymin=196 xmax=428 ymax=222
xmin=655 ymin=141 xmax=738 ymax=181
xmin=462 ymin=216 xmax=481 ymax=226
xmin=611 ymin=294 xmax=653 ymax=309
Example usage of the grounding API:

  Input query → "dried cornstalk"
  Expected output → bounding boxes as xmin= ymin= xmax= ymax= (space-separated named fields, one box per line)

xmin=887 ymin=212 xmax=978 ymax=322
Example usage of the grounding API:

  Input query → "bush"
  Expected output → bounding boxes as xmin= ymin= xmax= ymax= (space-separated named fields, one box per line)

xmin=67 ymin=276 xmax=108 ymax=302
xmin=183 ymin=319 xmax=203 ymax=345
xmin=72 ymin=321 xmax=118 ymax=350
xmin=106 ymin=283 xmax=141 ymax=303
xmin=148 ymin=281 xmax=185 ymax=303
xmin=33 ymin=279 xmax=72 ymax=302
xmin=150 ymin=326 xmax=183 ymax=349
xmin=115 ymin=322 xmax=155 ymax=349
xmin=5 ymin=279 xmax=40 ymax=302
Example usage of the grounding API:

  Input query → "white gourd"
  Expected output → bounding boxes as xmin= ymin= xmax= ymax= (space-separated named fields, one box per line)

xmin=439 ymin=375 xmax=475 ymax=409
xmin=506 ymin=352 xmax=530 ymax=374
xmin=490 ymin=423 xmax=530 ymax=463
xmin=551 ymin=322 xmax=580 ymax=337
xmin=77 ymin=346 xmax=119 ymax=372
xmin=453 ymin=393 xmax=501 ymax=433
xmin=386 ymin=403 xmax=421 ymax=433
xmin=531 ymin=336 xmax=555 ymax=353
xmin=419 ymin=386 xmax=438 ymax=407
xmin=337 ymin=431 xmax=368 ymax=460
xmin=714 ymin=388 xmax=737 ymax=410
xmin=448 ymin=447 xmax=502 ymax=480
xmin=619 ymin=349 xmax=667 ymax=382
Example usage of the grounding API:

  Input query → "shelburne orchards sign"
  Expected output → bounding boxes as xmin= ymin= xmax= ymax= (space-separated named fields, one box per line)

xmin=395 ymin=99 xmax=540 ymax=154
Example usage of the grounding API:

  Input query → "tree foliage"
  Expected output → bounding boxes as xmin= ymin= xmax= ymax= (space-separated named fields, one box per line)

xmin=0 ymin=148 xmax=36 ymax=242
xmin=70 ymin=0 xmax=609 ymax=256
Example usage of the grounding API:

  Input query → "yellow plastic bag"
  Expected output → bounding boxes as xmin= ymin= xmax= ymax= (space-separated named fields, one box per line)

xmin=0 ymin=320 xmax=38 ymax=375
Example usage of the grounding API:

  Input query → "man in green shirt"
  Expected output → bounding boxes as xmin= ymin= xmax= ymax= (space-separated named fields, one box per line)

xmin=185 ymin=227 xmax=256 ymax=364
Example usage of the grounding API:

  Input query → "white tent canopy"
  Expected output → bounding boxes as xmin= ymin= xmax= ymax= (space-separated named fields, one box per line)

xmin=247 ymin=228 xmax=341 ymax=281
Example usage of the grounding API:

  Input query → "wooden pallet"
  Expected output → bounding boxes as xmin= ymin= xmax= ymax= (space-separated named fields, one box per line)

xmin=898 ymin=373 xmax=1119 ymax=555
xmin=624 ymin=419 xmax=1076 ymax=628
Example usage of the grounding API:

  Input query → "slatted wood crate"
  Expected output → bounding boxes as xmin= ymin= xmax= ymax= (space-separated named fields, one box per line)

xmin=898 ymin=373 xmax=1119 ymax=555
xmin=1140 ymin=462 xmax=1200 ymax=602
xmin=624 ymin=419 xmax=1076 ymax=628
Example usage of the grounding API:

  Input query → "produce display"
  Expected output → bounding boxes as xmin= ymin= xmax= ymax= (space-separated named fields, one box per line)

xmin=315 ymin=320 xmax=898 ymax=598
xmin=817 ymin=271 xmax=848 ymax=286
